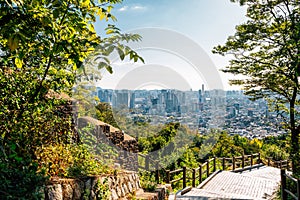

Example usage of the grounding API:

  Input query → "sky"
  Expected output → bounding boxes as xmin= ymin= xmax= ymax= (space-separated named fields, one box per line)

xmin=94 ymin=0 xmax=248 ymax=91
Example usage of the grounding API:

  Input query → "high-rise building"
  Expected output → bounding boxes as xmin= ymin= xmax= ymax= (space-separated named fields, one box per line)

xmin=129 ymin=92 xmax=135 ymax=109
xmin=113 ymin=90 xmax=129 ymax=108
xmin=98 ymin=88 xmax=112 ymax=103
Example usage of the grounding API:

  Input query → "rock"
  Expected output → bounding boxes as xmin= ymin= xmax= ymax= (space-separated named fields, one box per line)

xmin=137 ymin=180 xmax=141 ymax=188
xmin=73 ymin=181 xmax=84 ymax=199
xmin=111 ymin=189 xmax=118 ymax=200
xmin=123 ymin=183 xmax=128 ymax=194
xmin=128 ymin=174 xmax=133 ymax=183
xmin=114 ymin=163 xmax=121 ymax=169
xmin=43 ymin=171 xmax=144 ymax=200
xmin=91 ymin=177 xmax=99 ymax=189
xmin=120 ymin=185 xmax=126 ymax=197
xmin=46 ymin=184 xmax=63 ymax=200
xmin=85 ymin=179 xmax=91 ymax=191
xmin=107 ymin=177 xmax=113 ymax=189
xmin=127 ymin=182 xmax=133 ymax=193
xmin=90 ymin=191 xmax=96 ymax=200
xmin=116 ymin=186 xmax=122 ymax=197
xmin=155 ymin=187 xmax=166 ymax=200
xmin=62 ymin=183 xmax=73 ymax=200
xmin=164 ymin=183 xmax=172 ymax=195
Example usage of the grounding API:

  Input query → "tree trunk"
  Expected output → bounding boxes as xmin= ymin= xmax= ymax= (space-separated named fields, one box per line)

xmin=290 ymin=87 xmax=300 ymax=176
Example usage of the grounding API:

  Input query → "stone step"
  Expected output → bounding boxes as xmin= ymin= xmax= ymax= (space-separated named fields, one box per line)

xmin=134 ymin=186 xmax=167 ymax=200
xmin=133 ymin=188 xmax=158 ymax=200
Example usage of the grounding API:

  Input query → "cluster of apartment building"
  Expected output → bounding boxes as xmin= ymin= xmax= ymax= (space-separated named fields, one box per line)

xmin=96 ymin=85 xmax=287 ymax=139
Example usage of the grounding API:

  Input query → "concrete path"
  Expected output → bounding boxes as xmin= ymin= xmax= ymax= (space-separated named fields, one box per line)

xmin=175 ymin=166 xmax=281 ymax=200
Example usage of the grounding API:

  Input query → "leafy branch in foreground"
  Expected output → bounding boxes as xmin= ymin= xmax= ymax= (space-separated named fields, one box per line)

xmin=213 ymin=0 xmax=300 ymax=175
xmin=0 ymin=0 xmax=143 ymax=198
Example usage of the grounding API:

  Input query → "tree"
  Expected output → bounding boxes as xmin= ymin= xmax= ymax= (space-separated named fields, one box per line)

xmin=211 ymin=132 xmax=244 ymax=158
xmin=95 ymin=102 xmax=120 ymax=128
xmin=0 ymin=0 xmax=143 ymax=198
xmin=213 ymin=0 xmax=299 ymax=174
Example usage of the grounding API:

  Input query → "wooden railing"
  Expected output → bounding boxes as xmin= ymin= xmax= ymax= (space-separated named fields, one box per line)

xmin=162 ymin=153 xmax=261 ymax=189
xmin=281 ymin=169 xmax=300 ymax=200
xmin=138 ymin=153 xmax=165 ymax=183
xmin=138 ymin=152 xmax=300 ymax=198
xmin=266 ymin=157 xmax=291 ymax=170
xmin=219 ymin=153 xmax=261 ymax=171
xmin=166 ymin=167 xmax=187 ymax=188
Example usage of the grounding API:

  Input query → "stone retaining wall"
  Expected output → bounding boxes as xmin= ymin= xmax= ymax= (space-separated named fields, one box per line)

xmin=45 ymin=171 xmax=140 ymax=200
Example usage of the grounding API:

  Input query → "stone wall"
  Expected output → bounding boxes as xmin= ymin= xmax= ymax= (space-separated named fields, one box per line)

xmin=77 ymin=116 xmax=138 ymax=171
xmin=44 ymin=171 xmax=140 ymax=200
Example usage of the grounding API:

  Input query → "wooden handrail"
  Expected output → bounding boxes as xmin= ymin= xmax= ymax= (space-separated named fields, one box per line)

xmin=139 ymin=153 xmax=270 ymax=190
xmin=170 ymin=168 xmax=184 ymax=175
xmin=265 ymin=157 xmax=291 ymax=170
xmin=137 ymin=153 xmax=167 ymax=183
xmin=281 ymin=169 xmax=300 ymax=200
xmin=170 ymin=177 xmax=183 ymax=184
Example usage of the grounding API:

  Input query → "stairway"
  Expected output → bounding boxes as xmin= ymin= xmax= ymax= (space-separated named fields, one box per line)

xmin=175 ymin=166 xmax=280 ymax=200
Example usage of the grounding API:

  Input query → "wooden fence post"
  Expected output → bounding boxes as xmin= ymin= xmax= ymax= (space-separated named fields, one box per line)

xmin=145 ymin=155 xmax=149 ymax=171
xmin=242 ymin=154 xmax=245 ymax=169
xmin=183 ymin=166 xmax=187 ymax=189
xmin=206 ymin=161 xmax=210 ymax=177
xmin=222 ymin=157 xmax=225 ymax=170
xmin=166 ymin=170 xmax=170 ymax=184
xmin=281 ymin=169 xmax=287 ymax=200
xmin=250 ymin=154 xmax=253 ymax=166
xmin=258 ymin=153 xmax=261 ymax=163
xmin=280 ymin=160 xmax=282 ymax=169
xmin=297 ymin=179 xmax=300 ymax=200
xmin=213 ymin=157 xmax=216 ymax=172
xmin=232 ymin=157 xmax=235 ymax=171
xmin=267 ymin=157 xmax=270 ymax=166
xmin=192 ymin=169 xmax=196 ymax=187
xmin=155 ymin=162 xmax=159 ymax=184
xmin=199 ymin=165 xmax=202 ymax=184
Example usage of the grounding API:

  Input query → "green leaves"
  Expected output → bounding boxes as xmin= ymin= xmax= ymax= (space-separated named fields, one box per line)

xmin=14 ymin=57 xmax=22 ymax=68
xmin=0 ymin=0 xmax=144 ymax=198
xmin=97 ymin=61 xmax=113 ymax=73
xmin=213 ymin=0 xmax=300 ymax=174
xmin=8 ymin=36 xmax=19 ymax=51
xmin=213 ymin=0 xmax=300 ymax=99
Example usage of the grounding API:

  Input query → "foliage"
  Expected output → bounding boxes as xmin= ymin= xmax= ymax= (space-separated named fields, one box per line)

xmin=213 ymin=0 xmax=300 ymax=174
xmin=0 ymin=157 xmax=46 ymax=200
xmin=261 ymin=144 xmax=289 ymax=161
xmin=137 ymin=123 xmax=292 ymax=191
xmin=35 ymin=143 xmax=115 ymax=178
xmin=0 ymin=0 xmax=143 ymax=198
xmin=139 ymin=171 xmax=157 ymax=192
xmin=93 ymin=178 xmax=111 ymax=200
xmin=138 ymin=122 xmax=180 ymax=153
xmin=210 ymin=132 xmax=266 ymax=159
xmin=211 ymin=133 xmax=244 ymax=158
xmin=95 ymin=102 xmax=120 ymax=128
xmin=0 ymin=67 xmax=73 ymax=199
xmin=263 ymin=134 xmax=289 ymax=149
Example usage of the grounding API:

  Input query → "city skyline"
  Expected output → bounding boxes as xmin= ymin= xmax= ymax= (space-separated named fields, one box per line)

xmin=96 ymin=86 xmax=286 ymax=139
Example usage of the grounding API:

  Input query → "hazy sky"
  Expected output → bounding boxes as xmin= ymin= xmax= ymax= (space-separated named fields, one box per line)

xmin=94 ymin=0 xmax=248 ymax=90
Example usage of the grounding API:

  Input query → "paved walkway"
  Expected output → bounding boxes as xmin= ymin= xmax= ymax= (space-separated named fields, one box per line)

xmin=175 ymin=166 xmax=281 ymax=200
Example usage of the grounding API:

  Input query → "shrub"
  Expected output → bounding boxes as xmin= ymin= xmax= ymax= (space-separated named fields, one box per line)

xmin=35 ymin=143 xmax=115 ymax=178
